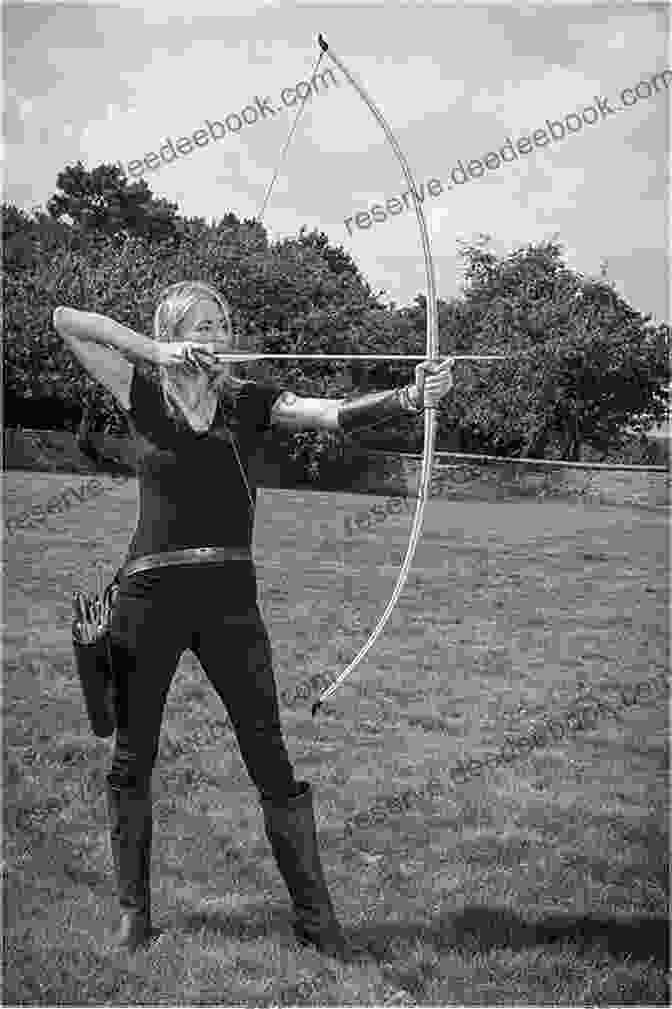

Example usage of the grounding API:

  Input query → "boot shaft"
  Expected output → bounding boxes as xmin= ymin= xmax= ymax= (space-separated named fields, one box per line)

xmin=105 ymin=781 xmax=153 ymax=916
xmin=261 ymin=781 xmax=338 ymax=934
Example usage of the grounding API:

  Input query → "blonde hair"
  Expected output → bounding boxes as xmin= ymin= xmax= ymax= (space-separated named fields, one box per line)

xmin=153 ymin=280 xmax=234 ymax=345
xmin=151 ymin=280 xmax=243 ymax=425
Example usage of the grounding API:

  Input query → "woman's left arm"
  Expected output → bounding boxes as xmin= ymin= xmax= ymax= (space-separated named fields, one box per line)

xmin=270 ymin=391 xmax=343 ymax=432
xmin=270 ymin=359 xmax=454 ymax=433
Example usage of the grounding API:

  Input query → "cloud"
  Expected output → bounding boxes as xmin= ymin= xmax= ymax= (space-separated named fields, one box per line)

xmin=79 ymin=0 xmax=278 ymax=16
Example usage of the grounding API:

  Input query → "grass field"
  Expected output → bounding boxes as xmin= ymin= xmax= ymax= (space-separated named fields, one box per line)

xmin=3 ymin=470 xmax=670 ymax=1006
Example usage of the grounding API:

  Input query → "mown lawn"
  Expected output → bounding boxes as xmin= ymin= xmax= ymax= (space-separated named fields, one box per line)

xmin=3 ymin=470 xmax=670 ymax=1006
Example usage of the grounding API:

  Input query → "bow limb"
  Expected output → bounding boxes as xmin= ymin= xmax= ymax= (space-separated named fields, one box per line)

xmin=312 ymin=34 xmax=439 ymax=715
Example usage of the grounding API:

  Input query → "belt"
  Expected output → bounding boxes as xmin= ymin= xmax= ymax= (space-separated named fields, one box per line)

xmin=120 ymin=547 xmax=253 ymax=579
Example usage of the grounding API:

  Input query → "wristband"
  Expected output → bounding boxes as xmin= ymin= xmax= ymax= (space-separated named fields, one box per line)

xmin=337 ymin=386 xmax=421 ymax=433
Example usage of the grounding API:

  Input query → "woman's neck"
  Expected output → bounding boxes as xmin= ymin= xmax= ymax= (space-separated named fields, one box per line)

xmin=159 ymin=367 xmax=220 ymax=431
xmin=167 ymin=369 xmax=213 ymax=406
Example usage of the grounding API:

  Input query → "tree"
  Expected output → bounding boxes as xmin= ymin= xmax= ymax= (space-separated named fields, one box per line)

xmin=4 ymin=208 xmax=388 ymax=466
xmin=2 ymin=202 xmax=74 ymax=272
xmin=47 ymin=162 xmax=182 ymax=244
xmin=9 ymin=187 xmax=668 ymax=476
xmin=438 ymin=239 xmax=670 ymax=460
xmin=295 ymin=227 xmax=367 ymax=282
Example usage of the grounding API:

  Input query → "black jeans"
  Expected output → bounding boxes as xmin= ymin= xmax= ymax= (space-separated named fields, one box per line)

xmin=107 ymin=563 xmax=298 ymax=802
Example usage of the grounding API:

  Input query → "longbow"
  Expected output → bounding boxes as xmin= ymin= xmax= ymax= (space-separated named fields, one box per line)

xmin=309 ymin=34 xmax=440 ymax=714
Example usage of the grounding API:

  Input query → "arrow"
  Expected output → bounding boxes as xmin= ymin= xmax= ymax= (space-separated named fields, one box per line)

xmin=193 ymin=352 xmax=508 ymax=362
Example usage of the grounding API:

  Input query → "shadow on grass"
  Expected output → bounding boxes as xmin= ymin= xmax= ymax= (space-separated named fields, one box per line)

xmin=174 ymin=901 xmax=669 ymax=967
xmin=178 ymin=901 xmax=289 ymax=943
xmin=351 ymin=905 xmax=670 ymax=966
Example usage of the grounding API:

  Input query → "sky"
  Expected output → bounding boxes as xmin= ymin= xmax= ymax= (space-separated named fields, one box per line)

xmin=4 ymin=1 xmax=670 ymax=325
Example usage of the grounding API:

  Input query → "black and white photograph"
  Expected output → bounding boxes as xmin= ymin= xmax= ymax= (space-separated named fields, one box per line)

xmin=3 ymin=1 xmax=670 ymax=1004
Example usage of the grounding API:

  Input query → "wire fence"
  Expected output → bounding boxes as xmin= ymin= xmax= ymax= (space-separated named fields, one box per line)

xmin=392 ymin=450 xmax=669 ymax=474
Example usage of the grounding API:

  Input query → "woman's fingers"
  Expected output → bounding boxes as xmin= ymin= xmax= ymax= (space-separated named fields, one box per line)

xmin=413 ymin=357 xmax=455 ymax=406
xmin=187 ymin=345 xmax=219 ymax=369
xmin=163 ymin=341 xmax=221 ymax=372
xmin=158 ymin=341 xmax=198 ymax=368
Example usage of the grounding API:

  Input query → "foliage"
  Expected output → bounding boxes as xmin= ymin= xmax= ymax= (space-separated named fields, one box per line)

xmin=271 ymin=428 xmax=343 ymax=486
xmin=438 ymin=239 xmax=670 ymax=460
xmin=3 ymin=199 xmax=388 ymax=472
xmin=4 ymin=180 xmax=670 ymax=478
xmin=46 ymin=162 xmax=183 ymax=245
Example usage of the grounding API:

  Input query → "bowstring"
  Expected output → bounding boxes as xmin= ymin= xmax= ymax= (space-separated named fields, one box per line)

xmin=256 ymin=45 xmax=327 ymax=225
xmin=226 ymin=426 xmax=256 ymax=541
xmin=227 ymin=42 xmax=327 ymax=597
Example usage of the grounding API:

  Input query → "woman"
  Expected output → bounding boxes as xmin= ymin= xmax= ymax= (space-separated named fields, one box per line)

xmin=53 ymin=280 xmax=454 ymax=961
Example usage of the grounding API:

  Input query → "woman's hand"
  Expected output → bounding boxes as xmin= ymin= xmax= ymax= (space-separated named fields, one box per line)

xmin=411 ymin=357 xmax=455 ymax=408
xmin=155 ymin=341 xmax=220 ymax=373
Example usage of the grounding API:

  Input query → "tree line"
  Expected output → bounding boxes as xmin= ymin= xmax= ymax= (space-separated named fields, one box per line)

xmin=4 ymin=161 xmax=669 ymax=481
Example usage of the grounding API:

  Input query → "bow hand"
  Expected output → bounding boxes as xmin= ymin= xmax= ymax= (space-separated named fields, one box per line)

xmin=411 ymin=357 xmax=454 ymax=409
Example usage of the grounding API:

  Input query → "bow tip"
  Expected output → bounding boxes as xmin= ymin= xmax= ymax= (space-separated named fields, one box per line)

xmin=317 ymin=33 xmax=328 ymax=52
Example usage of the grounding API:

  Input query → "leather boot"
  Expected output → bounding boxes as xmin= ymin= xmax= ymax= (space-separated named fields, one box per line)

xmin=105 ymin=779 xmax=160 ymax=953
xmin=260 ymin=781 xmax=364 ymax=962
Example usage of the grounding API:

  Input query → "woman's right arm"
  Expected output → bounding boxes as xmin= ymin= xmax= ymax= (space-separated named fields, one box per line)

xmin=53 ymin=307 xmax=161 ymax=412
xmin=53 ymin=307 xmax=161 ymax=363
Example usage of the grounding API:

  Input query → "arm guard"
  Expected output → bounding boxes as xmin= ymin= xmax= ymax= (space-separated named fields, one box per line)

xmin=337 ymin=385 xmax=422 ymax=433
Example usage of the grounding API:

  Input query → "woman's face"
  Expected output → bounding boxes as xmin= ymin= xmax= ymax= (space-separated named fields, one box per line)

xmin=178 ymin=298 xmax=232 ymax=350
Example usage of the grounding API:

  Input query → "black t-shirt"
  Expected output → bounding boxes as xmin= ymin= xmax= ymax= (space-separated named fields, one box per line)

xmin=122 ymin=363 xmax=283 ymax=563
